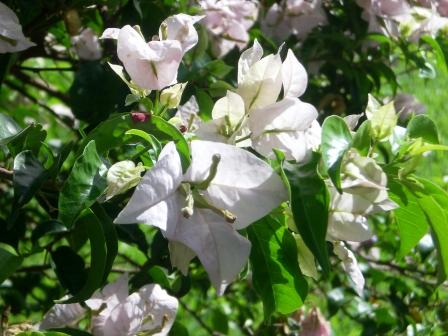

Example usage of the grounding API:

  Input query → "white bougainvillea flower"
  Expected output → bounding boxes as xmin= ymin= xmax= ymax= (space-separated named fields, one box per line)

xmin=105 ymin=160 xmax=145 ymax=201
xmin=199 ymin=0 xmax=258 ymax=57
xmin=71 ymin=28 xmax=102 ymax=60
xmin=159 ymin=14 xmax=204 ymax=54
xmin=115 ymin=141 xmax=287 ymax=293
xmin=101 ymin=25 xmax=182 ymax=90
xmin=39 ymin=296 xmax=85 ymax=330
xmin=249 ymin=98 xmax=320 ymax=161
xmin=88 ymin=276 xmax=178 ymax=336
xmin=0 ymin=2 xmax=35 ymax=53
xmin=327 ymin=150 xmax=397 ymax=242
xmin=169 ymin=95 xmax=202 ymax=133
xmin=333 ymin=241 xmax=365 ymax=296
xmin=262 ymin=0 xmax=327 ymax=42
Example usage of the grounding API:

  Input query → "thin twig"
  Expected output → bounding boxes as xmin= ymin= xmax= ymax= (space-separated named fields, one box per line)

xmin=4 ymin=79 xmax=74 ymax=129
xmin=0 ymin=167 xmax=13 ymax=180
xmin=16 ymin=66 xmax=75 ymax=72
xmin=13 ymin=70 xmax=70 ymax=104
xmin=179 ymin=300 xmax=215 ymax=335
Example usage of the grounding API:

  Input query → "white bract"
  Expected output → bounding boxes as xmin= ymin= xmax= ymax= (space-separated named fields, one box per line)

xmin=327 ymin=150 xmax=397 ymax=242
xmin=71 ymin=28 xmax=102 ymax=60
xmin=105 ymin=160 xmax=145 ymax=200
xmin=39 ymin=275 xmax=178 ymax=336
xmin=333 ymin=241 xmax=365 ymax=296
xmin=101 ymin=14 xmax=201 ymax=91
xmin=114 ymin=141 xmax=287 ymax=294
xmin=196 ymin=41 xmax=321 ymax=162
xmin=0 ymin=1 xmax=35 ymax=53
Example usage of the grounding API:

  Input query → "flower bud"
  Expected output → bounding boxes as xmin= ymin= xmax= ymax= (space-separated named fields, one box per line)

xmin=105 ymin=161 xmax=145 ymax=200
xmin=160 ymin=82 xmax=187 ymax=109
xmin=300 ymin=307 xmax=331 ymax=336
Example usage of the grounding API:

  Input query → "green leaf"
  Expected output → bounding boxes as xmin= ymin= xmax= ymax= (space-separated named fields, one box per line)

xmin=195 ymin=89 xmax=214 ymax=121
xmin=247 ymin=215 xmax=308 ymax=319
xmin=0 ymin=112 xmax=21 ymax=141
xmin=31 ymin=220 xmax=67 ymax=244
xmin=412 ymin=177 xmax=448 ymax=283
xmin=321 ymin=115 xmax=352 ymax=191
xmin=285 ymin=153 xmax=330 ymax=274
xmin=70 ymin=61 xmax=128 ymax=124
xmin=58 ymin=141 xmax=107 ymax=228
xmin=204 ymin=60 xmax=233 ymax=79
xmin=51 ymin=246 xmax=87 ymax=295
xmin=169 ymin=322 xmax=189 ymax=336
xmin=352 ymin=120 xmax=371 ymax=156
xmin=61 ymin=209 xmax=108 ymax=303
xmin=91 ymin=203 xmax=118 ymax=283
xmin=16 ymin=332 xmax=71 ymax=336
xmin=2 ymin=123 xmax=46 ymax=157
xmin=0 ymin=244 xmax=23 ymax=283
xmin=407 ymin=115 xmax=439 ymax=144
xmin=80 ymin=114 xmax=190 ymax=172
xmin=388 ymin=179 xmax=429 ymax=258
xmin=12 ymin=151 xmax=48 ymax=210
xmin=46 ymin=328 xmax=92 ymax=336
xmin=420 ymin=35 xmax=448 ymax=75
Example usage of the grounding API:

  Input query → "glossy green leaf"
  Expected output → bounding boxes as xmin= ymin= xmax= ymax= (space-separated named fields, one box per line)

xmin=412 ymin=177 xmax=448 ymax=283
xmin=407 ymin=115 xmax=439 ymax=144
xmin=388 ymin=179 xmax=429 ymax=259
xmin=204 ymin=60 xmax=233 ymax=79
xmin=247 ymin=215 xmax=308 ymax=319
xmin=61 ymin=209 xmax=108 ymax=303
xmin=0 ymin=244 xmax=23 ymax=283
xmin=45 ymin=328 xmax=92 ymax=336
xmin=31 ymin=220 xmax=67 ymax=244
xmin=58 ymin=141 xmax=107 ymax=228
xmin=321 ymin=115 xmax=352 ymax=190
xmin=12 ymin=150 xmax=48 ymax=210
xmin=2 ymin=123 xmax=46 ymax=157
xmin=420 ymin=35 xmax=448 ymax=75
xmin=16 ymin=332 xmax=70 ymax=336
xmin=285 ymin=154 xmax=331 ymax=274
xmin=0 ymin=112 xmax=21 ymax=142
xmin=352 ymin=120 xmax=371 ymax=156
xmin=51 ymin=246 xmax=87 ymax=295
xmin=91 ymin=203 xmax=118 ymax=283
xmin=80 ymin=114 xmax=190 ymax=172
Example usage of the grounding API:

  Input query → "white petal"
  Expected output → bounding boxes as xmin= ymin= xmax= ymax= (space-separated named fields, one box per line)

xmin=238 ymin=39 xmax=263 ymax=83
xmin=169 ymin=241 xmax=196 ymax=275
xmin=211 ymin=91 xmax=245 ymax=125
xmin=237 ymin=53 xmax=283 ymax=110
xmin=185 ymin=140 xmax=288 ymax=229
xmin=170 ymin=209 xmax=251 ymax=295
xmin=138 ymin=284 xmax=179 ymax=336
xmin=160 ymin=14 xmax=204 ymax=54
xmin=333 ymin=242 xmax=365 ymax=296
xmin=249 ymin=98 xmax=318 ymax=161
xmin=86 ymin=274 xmax=129 ymax=311
xmin=114 ymin=142 xmax=182 ymax=226
xmin=281 ymin=49 xmax=308 ymax=98
xmin=195 ymin=118 xmax=229 ymax=143
xmin=39 ymin=297 xmax=85 ymax=330
xmin=327 ymin=211 xmax=373 ymax=242
xmin=0 ymin=2 xmax=35 ymax=53
xmin=100 ymin=28 xmax=120 ymax=39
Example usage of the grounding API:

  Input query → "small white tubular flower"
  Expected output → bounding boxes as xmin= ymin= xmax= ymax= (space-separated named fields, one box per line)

xmin=39 ymin=297 xmax=85 ymax=330
xmin=237 ymin=49 xmax=282 ymax=111
xmin=0 ymin=2 xmax=35 ymax=53
xmin=333 ymin=241 xmax=365 ymax=296
xmin=170 ymin=95 xmax=202 ymax=133
xmin=159 ymin=14 xmax=204 ymax=54
xmin=88 ymin=275 xmax=178 ymax=336
xmin=115 ymin=141 xmax=287 ymax=293
xmin=160 ymin=82 xmax=187 ymax=109
xmin=105 ymin=161 xmax=145 ymax=200
xmin=249 ymin=97 xmax=320 ymax=161
xmin=71 ymin=28 xmax=102 ymax=60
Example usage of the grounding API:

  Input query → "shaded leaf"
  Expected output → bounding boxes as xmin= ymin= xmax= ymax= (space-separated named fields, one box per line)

xmin=407 ymin=115 xmax=439 ymax=144
xmin=0 ymin=244 xmax=23 ymax=283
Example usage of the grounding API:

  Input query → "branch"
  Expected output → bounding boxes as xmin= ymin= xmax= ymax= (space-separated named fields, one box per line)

xmin=16 ymin=66 xmax=76 ymax=72
xmin=4 ymin=79 xmax=75 ymax=130
xmin=0 ymin=167 xmax=13 ymax=180
xmin=179 ymin=300 xmax=215 ymax=335
xmin=12 ymin=70 xmax=70 ymax=104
